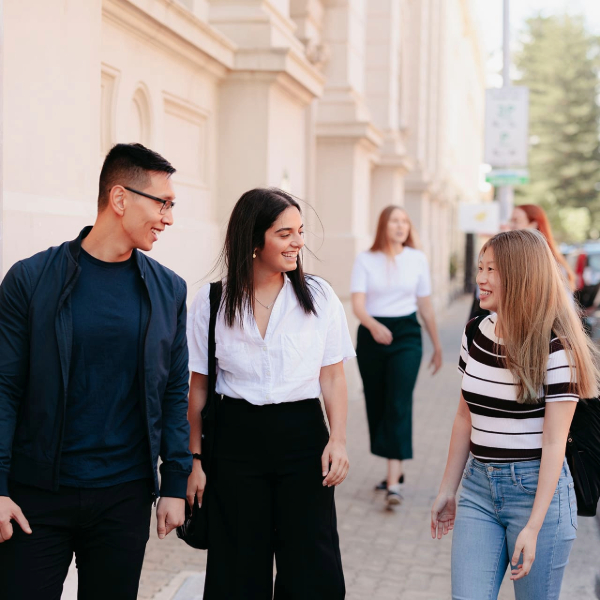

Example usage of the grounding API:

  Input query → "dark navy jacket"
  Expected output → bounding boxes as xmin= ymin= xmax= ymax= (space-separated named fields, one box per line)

xmin=0 ymin=227 xmax=192 ymax=498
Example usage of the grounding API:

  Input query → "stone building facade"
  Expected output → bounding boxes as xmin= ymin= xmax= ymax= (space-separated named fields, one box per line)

xmin=4 ymin=0 xmax=484 ymax=313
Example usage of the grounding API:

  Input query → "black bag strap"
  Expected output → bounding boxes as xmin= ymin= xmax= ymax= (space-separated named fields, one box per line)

xmin=207 ymin=281 xmax=223 ymax=403
xmin=465 ymin=314 xmax=486 ymax=352
xmin=200 ymin=281 xmax=223 ymax=467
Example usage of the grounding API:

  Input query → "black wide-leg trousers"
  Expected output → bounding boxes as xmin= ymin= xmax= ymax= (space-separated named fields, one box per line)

xmin=203 ymin=397 xmax=345 ymax=600
xmin=356 ymin=313 xmax=423 ymax=460
xmin=0 ymin=478 xmax=154 ymax=600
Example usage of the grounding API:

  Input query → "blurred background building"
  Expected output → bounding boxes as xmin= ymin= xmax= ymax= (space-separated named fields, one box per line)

xmin=4 ymin=0 xmax=485 ymax=315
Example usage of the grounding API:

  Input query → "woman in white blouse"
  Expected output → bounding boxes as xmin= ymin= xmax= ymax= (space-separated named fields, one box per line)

xmin=351 ymin=205 xmax=442 ymax=506
xmin=186 ymin=188 xmax=355 ymax=600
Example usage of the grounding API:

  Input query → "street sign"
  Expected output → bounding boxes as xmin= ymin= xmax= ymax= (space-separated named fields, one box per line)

xmin=484 ymin=87 xmax=529 ymax=168
xmin=459 ymin=203 xmax=500 ymax=235
xmin=486 ymin=168 xmax=529 ymax=186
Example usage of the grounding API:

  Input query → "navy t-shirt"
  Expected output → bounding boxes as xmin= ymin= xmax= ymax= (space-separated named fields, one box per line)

xmin=59 ymin=248 xmax=152 ymax=487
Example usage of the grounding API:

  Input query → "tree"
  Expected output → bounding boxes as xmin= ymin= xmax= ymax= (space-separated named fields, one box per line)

xmin=513 ymin=14 xmax=600 ymax=241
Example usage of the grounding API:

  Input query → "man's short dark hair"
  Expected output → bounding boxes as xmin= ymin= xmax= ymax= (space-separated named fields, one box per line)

xmin=98 ymin=143 xmax=176 ymax=211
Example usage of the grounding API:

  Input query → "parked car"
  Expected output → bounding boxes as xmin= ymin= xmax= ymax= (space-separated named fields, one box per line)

xmin=564 ymin=242 xmax=600 ymax=310
xmin=563 ymin=242 xmax=600 ymax=339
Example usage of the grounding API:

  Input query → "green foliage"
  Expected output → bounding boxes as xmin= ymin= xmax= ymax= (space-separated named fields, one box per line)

xmin=514 ymin=14 xmax=600 ymax=241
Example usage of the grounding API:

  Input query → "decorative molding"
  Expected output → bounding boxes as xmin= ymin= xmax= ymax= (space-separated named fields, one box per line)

xmin=233 ymin=47 xmax=325 ymax=102
xmin=163 ymin=92 xmax=209 ymax=185
xmin=102 ymin=0 xmax=235 ymax=80
xmin=100 ymin=64 xmax=120 ymax=157
xmin=209 ymin=0 xmax=304 ymax=55
xmin=131 ymin=84 xmax=153 ymax=147
xmin=316 ymin=121 xmax=383 ymax=154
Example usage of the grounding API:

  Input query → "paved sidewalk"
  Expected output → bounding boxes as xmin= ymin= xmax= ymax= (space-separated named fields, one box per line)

xmin=135 ymin=295 xmax=600 ymax=600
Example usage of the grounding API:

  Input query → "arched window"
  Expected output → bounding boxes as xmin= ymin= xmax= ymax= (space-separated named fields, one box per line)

xmin=128 ymin=85 xmax=152 ymax=146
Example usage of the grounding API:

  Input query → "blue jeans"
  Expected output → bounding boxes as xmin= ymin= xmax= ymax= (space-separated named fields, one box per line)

xmin=451 ymin=456 xmax=577 ymax=600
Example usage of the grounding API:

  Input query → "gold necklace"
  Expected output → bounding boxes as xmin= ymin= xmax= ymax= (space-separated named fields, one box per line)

xmin=254 ymin=296 xmax=276 ymax=310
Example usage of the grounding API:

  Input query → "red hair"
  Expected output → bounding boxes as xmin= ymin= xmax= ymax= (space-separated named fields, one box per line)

xmin=370 ymin=206 xmax=420 ymax=254
xmin=516 ymin=204 xmax=575 ymax=290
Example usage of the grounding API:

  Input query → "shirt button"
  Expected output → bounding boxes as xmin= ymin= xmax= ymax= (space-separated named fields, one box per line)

xmin=266 ymin=394 xmax=271 ymax=400
xmin=262 ymin=347 xmax=267 ymax=352
xmin=487 ymin=467 xmax=493 ymax=472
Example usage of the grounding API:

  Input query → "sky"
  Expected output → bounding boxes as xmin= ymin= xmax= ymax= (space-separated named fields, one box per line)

xmin=473 ymin=0 xmax=600 ymax=86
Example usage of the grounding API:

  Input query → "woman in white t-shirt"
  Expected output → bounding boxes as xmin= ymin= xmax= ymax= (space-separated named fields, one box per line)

xmin=186 ymin=188 xmax=355 ymax=600
xmin=350 ymin=205 xmax=442 ymax=506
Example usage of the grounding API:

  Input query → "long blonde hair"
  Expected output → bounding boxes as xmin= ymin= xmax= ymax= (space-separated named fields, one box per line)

xmin=481 ymin=229 xmax=599 ymax=403
xmin=370 ymin=206 xmax=421 ymax=254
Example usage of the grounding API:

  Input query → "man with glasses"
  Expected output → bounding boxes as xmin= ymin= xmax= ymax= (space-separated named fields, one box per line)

xmin=0 ymin=143 xmax=191 ymax=599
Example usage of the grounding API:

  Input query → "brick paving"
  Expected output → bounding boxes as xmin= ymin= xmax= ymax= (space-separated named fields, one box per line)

xmin=135 ymin=295 xmax=600 ymax=600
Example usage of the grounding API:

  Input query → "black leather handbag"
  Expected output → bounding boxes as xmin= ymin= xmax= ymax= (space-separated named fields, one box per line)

xmin=176 ymin=281 xmax=222 ymax=549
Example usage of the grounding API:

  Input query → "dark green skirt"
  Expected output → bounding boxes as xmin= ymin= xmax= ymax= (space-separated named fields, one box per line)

xmin=356 ymin=313 xmax=422 ymax=460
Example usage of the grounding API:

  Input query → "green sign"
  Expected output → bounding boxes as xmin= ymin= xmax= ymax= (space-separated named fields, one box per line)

xmin=486 ymin=169 xmax=529 ymax=186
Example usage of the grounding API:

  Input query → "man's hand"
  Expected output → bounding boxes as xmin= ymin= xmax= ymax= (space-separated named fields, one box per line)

xmin=156 ymin=497 xmax=185 ymax=540
xmin=0 ymin=496 xmax=31 ymax=543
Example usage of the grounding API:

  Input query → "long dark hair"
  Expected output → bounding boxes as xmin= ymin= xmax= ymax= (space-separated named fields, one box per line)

xmin=219 ymin=188 xmax=319 ymax=327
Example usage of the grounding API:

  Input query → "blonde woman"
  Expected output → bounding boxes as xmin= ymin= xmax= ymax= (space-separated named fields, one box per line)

xmin=431 ymin=229 xmax=599 ymax=600
xmin=351 ymin=206 xmax=442 ymax=506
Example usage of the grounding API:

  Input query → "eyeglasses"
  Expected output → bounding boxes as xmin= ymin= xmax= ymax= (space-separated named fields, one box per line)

xmin=124 ymin=186 xmax=176 ymax=214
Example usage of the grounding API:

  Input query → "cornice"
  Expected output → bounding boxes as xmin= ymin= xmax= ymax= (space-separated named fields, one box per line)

xmin=405 ymin=167 xmax=434 ymax=194
xmin=316 ymin=121 xmax=383 ymax=152
xmin=102 ymin=0 xmax=236 ymax=79
xmin=233 ymin=47 xmax=325 ymax=101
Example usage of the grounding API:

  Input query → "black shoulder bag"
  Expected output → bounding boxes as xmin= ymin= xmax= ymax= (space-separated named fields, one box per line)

xmin=177 ymin=280 xmax=223 ymax=549
xmin=565 ymin=399 xmax=600 ymax=516
xmin=465 ymin=315 xmax=600 ymax=517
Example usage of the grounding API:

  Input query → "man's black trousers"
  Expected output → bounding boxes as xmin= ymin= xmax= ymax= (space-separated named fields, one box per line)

xmin=0 ymin=478 xmax=154 ymax=600
xmin=203 ymin=396 xmax=346 ymax=600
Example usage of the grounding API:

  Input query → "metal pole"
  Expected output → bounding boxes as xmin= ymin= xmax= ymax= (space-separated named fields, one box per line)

xmin=502 ymin=0 xmax=510 ymax=84
xmin=498 ymin=0 xmax=513 ymax=225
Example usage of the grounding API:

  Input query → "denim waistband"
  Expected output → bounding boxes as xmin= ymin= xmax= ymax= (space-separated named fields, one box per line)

xmin=469 ymin=455 xmax=570 ymax=480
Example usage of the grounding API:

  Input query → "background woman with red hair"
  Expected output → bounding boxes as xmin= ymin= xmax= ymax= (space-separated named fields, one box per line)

xmin=470 ymin=203 xmax=577 ymax=321
xmin=509 ymin=204 xmax=576 ymax=291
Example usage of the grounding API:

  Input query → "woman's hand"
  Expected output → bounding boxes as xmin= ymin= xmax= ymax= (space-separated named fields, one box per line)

xmin=186 ymin=460 xmax=207 ymax=508
xmin=429 ymin=346 xmax=443 ymax=375
xmin=369 ymin=322 xmax=393 ymax=345
xmin=321 ymin=439 xmax=349 ymax=487
xmin=431 ymin=492 xmax=456 ymax=539
xmin=510 ymin=525 xmax=539 ymax=580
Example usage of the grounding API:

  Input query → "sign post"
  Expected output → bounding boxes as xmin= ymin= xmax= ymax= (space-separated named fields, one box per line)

xmin=483 ymin=0 xmax=530 ymax=225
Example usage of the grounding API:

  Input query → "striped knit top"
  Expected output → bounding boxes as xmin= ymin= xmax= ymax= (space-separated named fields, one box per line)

xmin=458 ymin=315 xmax=578 ymax=463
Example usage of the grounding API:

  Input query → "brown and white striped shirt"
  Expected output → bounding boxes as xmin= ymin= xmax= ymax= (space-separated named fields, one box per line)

xmin=458 ymin=315 xmax=578 ymax=463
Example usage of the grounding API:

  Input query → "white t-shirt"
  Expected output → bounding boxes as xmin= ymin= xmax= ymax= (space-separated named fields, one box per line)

xmin=350 ymin=248 xmax=432 ymax=317
xmin=187 ymin=275 xmax=356 ymax=406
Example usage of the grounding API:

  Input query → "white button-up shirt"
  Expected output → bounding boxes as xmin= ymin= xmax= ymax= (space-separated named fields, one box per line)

xmin=188 ymin=275 xmax=356 ymax=405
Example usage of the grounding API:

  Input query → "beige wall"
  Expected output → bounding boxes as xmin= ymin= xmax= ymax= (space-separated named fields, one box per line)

xmin=4 ymin=0 xmax=102 ymax=267
xmin=4 ymin=0 xmax=485 ymax=315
